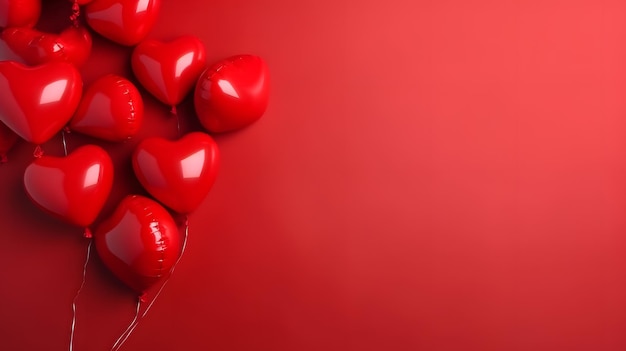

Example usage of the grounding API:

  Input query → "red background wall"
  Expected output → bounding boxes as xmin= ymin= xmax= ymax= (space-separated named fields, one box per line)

xmin=2 ymin=0 xmax=626 ymax=350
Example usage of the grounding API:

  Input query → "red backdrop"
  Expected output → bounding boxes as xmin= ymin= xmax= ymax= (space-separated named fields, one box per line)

xmin=2 ymin=0 xmax=626 ymax=350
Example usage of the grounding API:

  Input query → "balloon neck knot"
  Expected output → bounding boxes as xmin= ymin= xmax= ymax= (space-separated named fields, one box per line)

xmin=33 ymin=145 xmax=43 ymax=158
xmin=64 ymin=126 xmax=72 ymax=133
xmin=139 ymin=293 xmax=148 ymax=304
xmin=0 ymin=153 xmax=7 ymax=164
xmin=170 ymin=105 xmax=177 ymax=116
xmin=185 ymin=216 xmax=189 ymax=227
xmin=83 ymin=228 xmax=92 ymax=239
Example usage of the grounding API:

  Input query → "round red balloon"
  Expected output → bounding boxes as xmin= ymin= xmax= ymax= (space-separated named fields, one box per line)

xmin=0 ymin=0 xmax=41 ymax=29
xmin=2 ymin=26 xmax=92 ymax=67
xmin=70 ymin=74 xmax=144 ymax=142
xmin=85 ymin=0 xmax=161 ymax=46
xmin=0 ymin=121 xmax=18 ymax=163
xmin=131 ymin=35 xmax=206 ymax=107
xmin=0 ymin=61 xmax=83 ymax=145
xmin=132 ymin=132 xmax=220 ymax=214
xmin=23 ymin=144 xmax=114 ymax=229
xmin=95 ymin=195 xmax=181 ymax=294
xmin=194 ymin=55 xmax=270 ymax=133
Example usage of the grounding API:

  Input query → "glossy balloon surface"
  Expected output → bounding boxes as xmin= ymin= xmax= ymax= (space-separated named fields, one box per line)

xmin=23 ymin=144 xmax=114 ymax=228
xmin=0 ymin=61 xmax=82 ymax=145
xmin=132 ymin=132 xmax=219 ymax=214
xmin=0 ymin=121 xmax=18 ymax=161
xmin=95 ymin=195 xmax=181 ymax=294
xmin=194 ymin=55 xmax=270 ymax=133
xmin=2 ymin=26 xmax=92 ymax=67
xmin=70 ymin=74 xmax=144 ymax=142
xmin=0 ymin=0 xmax=40 ymax=28
xmin=85 ymin=0 xmax=161 ymax=46
xmin=131 ymin=35 xmax=206 ymax=106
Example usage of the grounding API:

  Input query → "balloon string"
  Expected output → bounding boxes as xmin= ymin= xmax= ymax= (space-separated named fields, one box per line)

xmin=69 ymin=240 xmax=92 ymax=351
xmin=111 ymin=298 xmax=141 ymax=351
xmin=62 ymin=129 xmax=68 ymax=156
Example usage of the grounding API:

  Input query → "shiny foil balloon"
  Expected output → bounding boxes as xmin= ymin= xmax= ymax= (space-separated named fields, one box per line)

xmin=95 ymin=195 xmax=181 ymax=294
xmin=70 ymin=74 xmax=144 ymax=142
xmin=132 ymin=132 xmax=220 ymax=214
xmin=194 ymin=55 xmax=270 ymax=133
xmin=0 ymin=61 xmax=82 ymax=145
xmin=0 ymin=121 xmax=19 ymax=163
xmin=85 ymin=0 xmax=161 ymax=46
xmin=0 ymin=0 xmax=41 ymax=28
xmin=131 ymin=35 xmax=206 ymax=107
xmin=2 ymin=26 xmax=92 ymax=67
xmin=23 ymin=145 xmax=114 ymax=229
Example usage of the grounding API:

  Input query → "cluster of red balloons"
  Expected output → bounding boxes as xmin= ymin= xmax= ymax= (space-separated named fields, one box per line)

xmin=0 ymin=0 xmax=270 ymax=296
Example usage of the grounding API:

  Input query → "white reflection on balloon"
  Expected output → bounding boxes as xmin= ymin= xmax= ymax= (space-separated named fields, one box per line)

xmin=83 ymin=164 xmax=101 ymax=188
xmin=217 ymin=79 xmax=239 ymax=98
xmin=175 ymin=52 xmax=194 ymax=78
xmin=136 ymin=0 xmax=150 ymax=13
xmin=39 ymin=79 xmax=68 ymax=105
xmin=180 ymin=149 xmax=205 ymax=179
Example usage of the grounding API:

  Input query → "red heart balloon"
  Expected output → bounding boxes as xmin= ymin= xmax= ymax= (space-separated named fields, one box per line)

xmin=85 ymin=0 xmax=161 ymax=46
xmin=1 ymin=26 xmax=93 ymax=67
xmin=132 ymin=132 xmax=219 ymax=214
xmin=131 ymin=35 xmax=206 ymax=107
xmin=95 ymin=195 xmax=181 ymax=294
xmin=0 ymin=0 xmax=40 ymax=29
xmin=0 ymin=61 xmax=83 ymax=145
xmin=194 ymin=55 xmax=270 ymax=133
xmin=23 ymin=144 xmax=114 ymax=229
xmin=0 ymin=121 xmax=18 ymax=163
xmin=70 ymin=74 xmax=144 ymax=142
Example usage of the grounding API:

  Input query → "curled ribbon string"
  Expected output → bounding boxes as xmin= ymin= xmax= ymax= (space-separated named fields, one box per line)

xmin=110 ymin=217 xmax=190 ymax=351
xmin=69 ymin=240 xmax=92 ymax=351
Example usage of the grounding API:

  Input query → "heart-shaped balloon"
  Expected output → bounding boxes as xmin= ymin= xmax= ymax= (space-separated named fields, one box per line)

xmin=131 ymin=35 xmax=206 ymax=107
xmin=23 ymin=144 xmax=114 ymax=230
xmin=95 ymin=195 xmax=181 ymax=294
xmin=70 ymin=74 xmax=144 ymax=142
xmin=132 ymin=132 xmax=219 ymax=214
xmin=0 ymin=61 xmax=83 ymax=145
xmin=0 ymin=121 xmax=19 ymax=163
xmin=0 ymin=0 xmax=40 ymax=29
xmin=85 ymin=0 xmax=161 ymax=46
xmin=194 ymin=55 xmax=270 ymax=133
xmin=2 ymin=26 xmax=93 ymax=67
